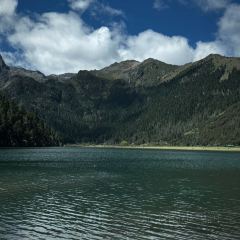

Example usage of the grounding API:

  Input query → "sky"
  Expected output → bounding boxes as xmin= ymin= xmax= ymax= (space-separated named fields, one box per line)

xmin=0 ymin=0 xmax=240 ymax=74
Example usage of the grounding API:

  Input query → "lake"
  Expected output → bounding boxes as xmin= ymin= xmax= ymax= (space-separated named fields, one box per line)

xmin=0 ymin=147 xmax=240 ymax=240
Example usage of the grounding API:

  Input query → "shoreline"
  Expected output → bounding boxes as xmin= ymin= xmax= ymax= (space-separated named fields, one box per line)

xmin=66 ymin=144 xmax=240 ymax=152
xmin=1 ymin=145 xmax=240 ymax=152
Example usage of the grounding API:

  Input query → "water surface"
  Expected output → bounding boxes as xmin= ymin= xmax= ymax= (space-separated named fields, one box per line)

xmin=0 ymin=147 xmax=240 ymax=239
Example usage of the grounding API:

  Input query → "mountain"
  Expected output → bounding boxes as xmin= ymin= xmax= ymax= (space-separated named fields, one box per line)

xmin=93 ymin=58 xmax=178 ymax=87
xmin=0 ymin=54 xmax=240 ymax=146
xmin=92 ymin=60 xmax=140 ymax=81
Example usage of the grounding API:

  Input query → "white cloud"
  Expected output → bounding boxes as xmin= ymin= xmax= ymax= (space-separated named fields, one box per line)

xmin=193 ymin=3 xmax=240 ymax=60
xmin=0 ymin=0 xmax=18 ymax=33
xmin=193 ymin=41 xmax=226 ymax=61
xmin=0 ymin=0 xmax=17 ymax=16
xmin=1 ymin=50 xmax=29 ymax=69
xmin=7 ymin=12 xmax=122 ymax=74
xmin=0 ymin=0 xmax=239 ymax=74
xmin=218 ymin=4 xmax=240 ymax=56
xmin=119 ymin=30 xmax=194 ymax=65
xmin=68 ymin=0 xmax=93 ymax=12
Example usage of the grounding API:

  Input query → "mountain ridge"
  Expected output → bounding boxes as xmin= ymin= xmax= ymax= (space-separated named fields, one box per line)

xmin=0 ymin=53 xmax=240 ymax=146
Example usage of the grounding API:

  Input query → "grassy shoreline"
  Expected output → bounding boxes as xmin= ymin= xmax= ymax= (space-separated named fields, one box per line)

xmin=66 ymin=144 xmax=240 ymax=152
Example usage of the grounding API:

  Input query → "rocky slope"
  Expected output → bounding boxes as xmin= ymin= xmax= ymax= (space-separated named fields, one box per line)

xmin=93 ymin=58 xmax=178 ymax=87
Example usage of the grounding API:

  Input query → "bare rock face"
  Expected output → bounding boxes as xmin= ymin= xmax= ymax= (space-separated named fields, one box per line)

xmin=9 ymin=67 xmax=46 ymax=83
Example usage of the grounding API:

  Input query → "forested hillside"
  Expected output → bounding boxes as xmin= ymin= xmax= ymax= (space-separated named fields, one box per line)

xmin=0 ymin=94 xmax=60 ymax=147
xmin=0 ymin=54 xmax=240 ymax=146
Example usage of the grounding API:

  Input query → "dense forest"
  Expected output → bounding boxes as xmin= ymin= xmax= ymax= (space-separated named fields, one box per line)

xmin=0 ymin=94 xmax=60 ymax=147
xmin=0 ymin=54 xmax=240 ymax=146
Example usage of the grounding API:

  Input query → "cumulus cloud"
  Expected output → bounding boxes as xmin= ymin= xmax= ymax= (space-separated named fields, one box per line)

xmin=0 ymin=0 xmax=17 ymax=16
xmin=193 ymin=41 xmax=226 ymax=61
xmin=192 ymin=2 xmax=240 ymax=60
xmin=119 ymin=30 xmax=194 ymax=65
xmin=218 ymin=4 xmax=240 ymax=56
xmin=0 ymin=0 xmax=239 ymax=74
xmin=0 ymin=0 xmax=18 ymax=33
xmin=7 ymin=12 xmax=122 ymax=74
xmin=0 ymin=0 xmax=126 ymax=74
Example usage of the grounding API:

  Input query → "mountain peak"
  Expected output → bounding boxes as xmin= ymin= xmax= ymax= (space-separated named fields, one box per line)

xmin=204 ymin=54 xmax=224 ymax=61
xmin=0 ymin=54 xmax=9 ymax=72
xmin=92 ymin=60 xmax=140 ymax=81
xmin=207 ymin=53 xmax=223 ymax=58
xmin=142 ymin=58 xmax=158 ymax=63
xmin=102 ymin=60 xmax=140 ymax=72
xmin=203 ymin=53 xmax=240 ymax=68
xmin=141 ymin=58 xmax=178 ymax=67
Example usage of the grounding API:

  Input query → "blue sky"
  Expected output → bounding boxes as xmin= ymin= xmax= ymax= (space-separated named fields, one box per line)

xmin=17 ymin=0 xmax=224 ymax=44
xmin=0 ymin=0 xmax=240 ymax=74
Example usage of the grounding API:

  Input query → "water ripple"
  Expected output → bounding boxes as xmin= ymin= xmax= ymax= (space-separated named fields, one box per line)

xmin=1 ymin=148 xmax=240 ymax=239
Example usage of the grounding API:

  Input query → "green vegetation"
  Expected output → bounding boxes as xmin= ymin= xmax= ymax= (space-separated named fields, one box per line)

xmin=0 ymin=93 xmax=60 ymax=147
xmin=120 ymin=140 xmax=129 ymax=146
xmin=0 ymin=54 xmax=240 ymax=147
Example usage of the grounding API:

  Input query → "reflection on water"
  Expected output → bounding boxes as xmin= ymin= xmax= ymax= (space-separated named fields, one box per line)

xmin=0 ymin=147 xmax=240 ymax=239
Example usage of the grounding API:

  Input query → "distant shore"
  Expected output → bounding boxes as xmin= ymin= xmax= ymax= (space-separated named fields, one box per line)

xmin=66 ymin=144 xmax=240 ymax=152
